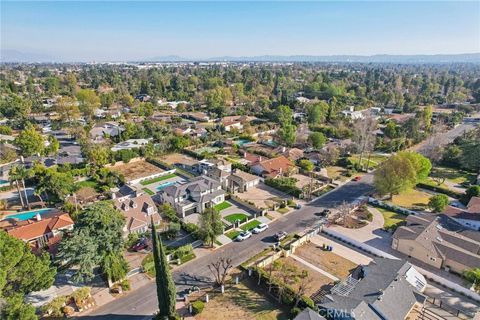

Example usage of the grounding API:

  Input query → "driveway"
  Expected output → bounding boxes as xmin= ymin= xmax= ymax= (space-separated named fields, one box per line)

xmin=235 ymin=182 xmax=296 ymax=209
xmin=83 ymin=176 xmax=376 ymax=318
xmin=328 ymin=205 xmax=395 ymax=254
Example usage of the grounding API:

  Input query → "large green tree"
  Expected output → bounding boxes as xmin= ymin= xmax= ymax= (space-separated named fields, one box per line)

xmin=151 ymin=221 xmax=177 ymax=319
xmin=56 ymin=201 xmax=126 ymax=283
xmin=76 ymin=89 xmax=101 ymax=120
xmin=397 ymin=151 xmax=432 ymax=182
xmin=308 ymin=131 xmax=326 ymax=149
xmin=13 ymin=124 xmax=44 ymax=157
xmin=198 ymin=207 xmax=223 ymax=247
xmin=374 ymin=154 xmax=417 ymax=199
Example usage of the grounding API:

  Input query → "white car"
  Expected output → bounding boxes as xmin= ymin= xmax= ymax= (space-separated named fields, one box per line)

xmin=252 ymin=223 xmax=268 ymax=234
xmin=235 ymin=231 xmax=252 ymax=241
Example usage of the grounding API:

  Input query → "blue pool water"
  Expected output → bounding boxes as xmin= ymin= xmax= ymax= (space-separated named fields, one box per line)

xmin=4 ymin=208 xmax=53 ymax=221
xmin=0 ymin=179 xmax=9 ymax=186
xmin=234 ymin=139 xmax=254 ymax=146
xmin=156 ymin=181 xmax=175 ymax=191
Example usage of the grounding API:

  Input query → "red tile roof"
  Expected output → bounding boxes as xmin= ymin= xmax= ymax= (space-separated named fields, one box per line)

xmin=7 ymin=213 xmax=74 ymax=241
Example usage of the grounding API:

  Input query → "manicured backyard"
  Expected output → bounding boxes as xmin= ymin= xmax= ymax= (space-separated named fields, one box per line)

xmin=224 ymin=213 xmax=249 ymax=224
xmin=214 ymin=201 xmax=232 ymax=211
xmin=142 ymin=188 xmax=155 ymax=195
xmin=140 ymin=173 xmax=177 ymax=186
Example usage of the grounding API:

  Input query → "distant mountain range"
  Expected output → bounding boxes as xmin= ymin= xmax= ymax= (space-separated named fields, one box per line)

xmin=2 ymin=49 xmax=479 ymax=64
xmin=145 ymin=53 xmax=480 ymax=63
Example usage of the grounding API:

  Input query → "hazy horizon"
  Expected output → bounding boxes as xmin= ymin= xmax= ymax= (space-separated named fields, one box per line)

xmin=1 ymin=1 xmax=479 ymax=62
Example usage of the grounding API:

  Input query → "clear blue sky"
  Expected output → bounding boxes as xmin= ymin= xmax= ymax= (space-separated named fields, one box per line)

xmin=1 ymin=1 xmax=479 ymax=61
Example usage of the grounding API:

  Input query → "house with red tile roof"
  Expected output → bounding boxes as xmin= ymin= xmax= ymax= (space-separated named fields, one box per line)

xmin=251 ymin=155 xmax=297 ymax=178
xmin=443 ymin=196 xmax=480 ymax=231
xmin=5 ymin=213 xmax=74 ymax=255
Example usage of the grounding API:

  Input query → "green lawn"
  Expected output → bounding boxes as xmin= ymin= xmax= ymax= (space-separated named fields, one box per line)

xmin=325 ymin=166 xmax=349 ymax=181
xmin=240 ymin=220 xmax=261 ymax=231
xmin=224 ymin=213 xmax=249 ymax=224
xmin=389 ymin=189 xmax=431 ymax=210
xmin=277 ymin=207 xmax=289 ymax=214
xmin=377 ymin=207 xmax=407 ymax=231
xmin=140 ymin=174 xmax=177 ymax=186
xmin=225 ymin=230 xmax=241 ymax=240
xmin=75 ymin=180 xmax=99 ymax=189
xmin=214 ymin=201 xmax=232 ymax=211
xmin=429 ymin=166 xmax=477 ymax=185
xmin=142 ymin=188 xmax=155 ymax=195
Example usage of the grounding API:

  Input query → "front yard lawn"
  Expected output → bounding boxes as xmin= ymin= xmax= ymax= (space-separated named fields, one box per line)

xmin=214 ymin=201 xmax=232 ymax=211
xmin=377 ymin=207 xmax=407 ymax=232
xmin=140 ymin=173 xmax=177 ymax=186
xmin=75 ymin=179 xmax=99 ymax=189
xmin=225 ymin=230 xmax=241 ymax=240
xmin=224 ymin=213 xmax=248 ymax=224
xmin=390 ymin=189 xmax=431 ymax=210
xmin=240 ymin=220 xmax=261 ymax=231
xmin=277 ymin=207 xmax=289 ymax=214
xmin=325 ymin=166 xmax=349 ymax=181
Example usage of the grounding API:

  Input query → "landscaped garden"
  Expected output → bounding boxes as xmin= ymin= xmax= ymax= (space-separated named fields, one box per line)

xmin=225 ymin=230 xmax=241 ymax=240
xmin=214 ymin=201 xmax=232 ymax=211
xmin=377 ymin=207 xmax=407 ymax=231
xmin=224 ymin=213 xmax=248 ymax=224
xmin=140 ymin=173 xmax=177 ymax=186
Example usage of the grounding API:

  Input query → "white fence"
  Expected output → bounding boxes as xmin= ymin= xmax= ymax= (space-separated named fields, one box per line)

xmin=321 ymin=228 xmax=399 ymax=259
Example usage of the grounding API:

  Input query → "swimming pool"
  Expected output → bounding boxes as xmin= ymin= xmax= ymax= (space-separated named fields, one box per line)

xmin=234 ymin=139 xmax=254 ymax=146
xmin=0 ymin=179 xmax=9 ymax=186
xmin=4 ymin=208 xmax=54 ymax=221
xmin=156 ymin=181 xmax=175 ymax=191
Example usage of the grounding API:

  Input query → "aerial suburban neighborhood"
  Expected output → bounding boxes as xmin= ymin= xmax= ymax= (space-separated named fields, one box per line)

xmin=1 ymin=1 xmax=480 ymax=320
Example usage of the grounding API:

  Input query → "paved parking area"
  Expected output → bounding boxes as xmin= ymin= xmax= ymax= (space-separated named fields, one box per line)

xmin=310 ymin=234 xmax=372 ymax=265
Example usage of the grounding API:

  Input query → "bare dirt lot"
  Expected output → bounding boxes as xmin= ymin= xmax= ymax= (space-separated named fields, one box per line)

xmin=295 ymin=243 xmax=358 ymax=279
xmin=235 ymin=183 xmax=287 ymax=210
xmin=159 ymin=153 xmax=198 ymax=167
xmin=109 ymin=160 xmax=164 ymax=181
xmin=271 ymin=257 xmax=333 ymax=297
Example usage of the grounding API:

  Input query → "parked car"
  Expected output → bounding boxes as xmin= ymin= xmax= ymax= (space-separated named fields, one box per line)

xmin=295 ymin=204 xmax=302 ymax=209
xmin=235 ymin=231 xmax=252 ymax=241
xmin=353 ymin=176 xmax=362 ymax=181
xmin=274 ymin=231 xmax=288 ymax=241
xmin=132 ymin=238 xmax=149 ymax=251
xmin=315 ymin=209 xmax=331 ymax=217
xmin=252 ymin=223 xmax=268 ymax=234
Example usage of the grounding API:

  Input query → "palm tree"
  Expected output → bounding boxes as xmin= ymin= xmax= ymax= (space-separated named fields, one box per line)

xmin=16 ymin=165 xmax=32 ymax=209
xmin=9 ymin=165 xmax=25 ymax=209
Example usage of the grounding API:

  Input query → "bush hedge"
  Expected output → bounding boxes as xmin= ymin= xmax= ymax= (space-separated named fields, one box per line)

xmin=417 ymin=182 xmax=462 ymax=199
xmin=191 ymin=300 xmax=205 ymax=315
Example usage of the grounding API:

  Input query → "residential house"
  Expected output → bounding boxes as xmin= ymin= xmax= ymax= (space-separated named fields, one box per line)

xmin=220 ymin=117 xmax=244 ymax=132
xmin=114 ymin=193 xmax=161 ymax=235
xmin=186 ymin=112 xmax=211 ymax=122
xmin=320 ymin=258 xmax=426 ymax=320
xmin=158 ymin=176 xmax=225 ymax=218
xmin=443 ymin=196 xmax=480 ymax=230
xmin=5 ymin=212 xmax=74 ymax=255
xmin=195 ymin=158 xmax=232 ymax=175
xmin=205 ymin=166 xmax=230 ymax=189
xmin=111 ymin=138 xmax=151 ymax=151
xmin=251 ymin=155 xmax=297 ymax=178
xmin=341 ymin=106 xmax=365 ymax=120
xmin=89 ymin=122 xmax=124 ymax=143
xmin=111 ymin=184 xmax=139 ymax=201
xmin=276 ymin=146 xmax=304 ymax=161
xmin=392 ymin=214 xmax=480 ymax=274
xmin=226 ymin=169 xmax=260 ymax=193
xmin=294 ymin=308 xmax=326 ymax=320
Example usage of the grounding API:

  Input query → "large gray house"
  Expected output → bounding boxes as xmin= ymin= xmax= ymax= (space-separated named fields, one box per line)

xmin=158 ymin=176 xmax=225 ymax=218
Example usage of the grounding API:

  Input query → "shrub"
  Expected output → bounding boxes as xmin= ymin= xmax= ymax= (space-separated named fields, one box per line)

xmin=165 ymin=222 xmax=181 ymax=239
xmin=300 ymin=296 xmax=316 ymax=309
xmin=183 ymin=222 xmax=199 ymax=235
xmin=428 ymin=194 xmax=449 ymax=212
xmin=175 ymin=244 xmax=193 ymax=259
xmin=120 ymin=279 xmax=130 ymax=291
xmin=265 ymin=177 xmax=302 ymax=197
xmin=42 ymin=296 xmax=66 ymax=317
xmin=71 ymin=287 xmax=91 ymax=305
xmin=290 ymin=307 xmax=302 ymax=317
xmin=125 ymin=233 xmax=140 ymax=249
xmin=191 ymin=300 xmax=205 ymax=315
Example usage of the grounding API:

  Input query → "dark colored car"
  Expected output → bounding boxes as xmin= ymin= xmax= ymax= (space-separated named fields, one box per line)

xmin=132 ymin=238 xmax=149 ymax=251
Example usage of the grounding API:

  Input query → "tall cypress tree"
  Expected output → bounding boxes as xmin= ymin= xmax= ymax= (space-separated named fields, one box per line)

xmin=151 ymin=219 xmax=177 ymax=319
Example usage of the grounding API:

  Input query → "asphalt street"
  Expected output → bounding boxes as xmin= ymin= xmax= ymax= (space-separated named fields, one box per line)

xmin=81 ymin=174 xmax=375 ymax=319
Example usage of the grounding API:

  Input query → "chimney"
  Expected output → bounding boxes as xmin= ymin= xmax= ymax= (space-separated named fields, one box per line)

xmin=259 ymin=156 xmax=262 ymax=162
xmin=282 ymin=146 xmax=286 ymax=153
xmin=35 ymin=213 xmax=42 ymax=221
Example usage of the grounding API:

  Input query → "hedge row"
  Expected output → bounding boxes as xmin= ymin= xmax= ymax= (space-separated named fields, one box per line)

xmin=416 ymin=182 xmax=463 ymax=199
